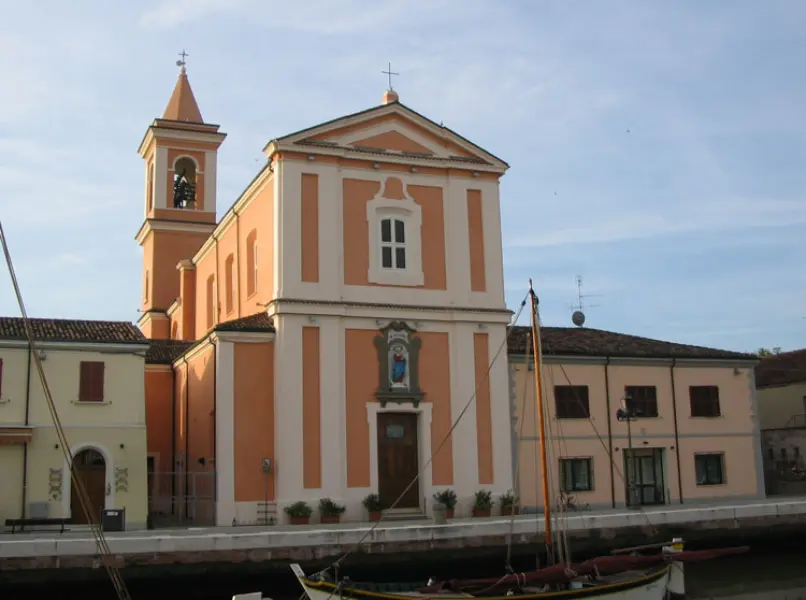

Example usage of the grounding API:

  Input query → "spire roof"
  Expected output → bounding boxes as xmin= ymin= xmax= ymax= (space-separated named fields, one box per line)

xmin=162 ymin=66 xmax=204 ymax=123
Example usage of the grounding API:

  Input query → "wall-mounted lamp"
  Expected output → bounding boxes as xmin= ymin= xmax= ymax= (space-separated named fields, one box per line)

xmin=372 ymin=163 xmax=381 ymax=170
xmin=308 ymin=316 xmax=318 ymax=324
xmin=410 ymin=166 xmax=418 ymax=173
xmin=477 ymin=323 xmax=487 ymax=330
xmin=471 ymin=171 xmax=480 ymax=178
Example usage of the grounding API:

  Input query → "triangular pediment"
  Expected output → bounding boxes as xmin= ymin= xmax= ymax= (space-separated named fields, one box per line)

xmin=274 ymin=102 xmax=508 ymax=170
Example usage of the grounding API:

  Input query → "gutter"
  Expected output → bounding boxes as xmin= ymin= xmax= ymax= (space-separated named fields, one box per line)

xmin=604 ymin=357 xmax=615 ymax=508
xmin=212 ymin=343 xmax=217 ymax=503
xmin=20 ymin=344 xmax=33 ymax=518
xmin=170 ymin=361 xmax=177 ymax=515
xmin=670 ymin=358 xmax=684 ymax=504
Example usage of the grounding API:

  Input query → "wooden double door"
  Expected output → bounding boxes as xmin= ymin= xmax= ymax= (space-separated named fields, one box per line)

xmin=377 ymin=413 xmax=420 ymax=510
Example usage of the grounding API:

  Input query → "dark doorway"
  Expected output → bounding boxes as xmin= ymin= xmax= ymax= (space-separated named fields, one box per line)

xmin=70 ymin=448 xmax=106 ymax=524
xmin=377 ymin=412 xmax=420 ymax=509
xmin=624 ymin=448 xmax=665 ymax=507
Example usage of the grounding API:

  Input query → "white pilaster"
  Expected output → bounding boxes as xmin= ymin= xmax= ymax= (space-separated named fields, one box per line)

xmin=273 ymin=315 xmax=305 ymax=509
xmin=273 ymin=159 xmax=284 ymax=298
xmin=319 ymin=317 xmax=343 ymax=496
xmin=488 ymin=323 xmax=514 ymax=492
xmin=215 ymin=340 xmax=236 ymax=525
xmin=450 ymin=323 xmax=480 ymax=499
xmin=204 ymin=150 xmax=217 ymax=214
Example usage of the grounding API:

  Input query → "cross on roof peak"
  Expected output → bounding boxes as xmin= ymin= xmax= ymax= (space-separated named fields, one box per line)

xmin=381 ymin=62 xmax=399 ymax=91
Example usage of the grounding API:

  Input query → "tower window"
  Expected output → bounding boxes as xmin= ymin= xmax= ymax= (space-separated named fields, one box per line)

xmin=380 ymin=218 xmax=406 ymax=270
xmin=173 ymin=157 xmax=198 ymax=209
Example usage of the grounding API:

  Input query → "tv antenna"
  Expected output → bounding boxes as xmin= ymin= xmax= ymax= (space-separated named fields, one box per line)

xmin=569 ymin=275 xmax=601 ymax=327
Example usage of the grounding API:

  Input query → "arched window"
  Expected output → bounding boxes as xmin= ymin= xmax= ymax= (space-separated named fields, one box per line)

xmin=205 ymin=274 xmax=216 ymax=329
xmin=246 ymin=230 xmax=258 ymax=297
xmin=224 ymin=254 xmax=235 ymax=315
xmin=173 ymin=157 xmax=198 ymax=209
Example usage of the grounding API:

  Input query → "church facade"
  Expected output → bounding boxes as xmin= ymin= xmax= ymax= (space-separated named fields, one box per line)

xmin=140 ymin=67 xmax=515 ymax=525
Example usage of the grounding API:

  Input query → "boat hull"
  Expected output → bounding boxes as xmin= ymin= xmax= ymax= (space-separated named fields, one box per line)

xmin=290 ymin=563 xmax=671 ymax=600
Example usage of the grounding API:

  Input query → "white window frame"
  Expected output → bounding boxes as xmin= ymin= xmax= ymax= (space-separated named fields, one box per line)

xmin=367 ymin=193 xmax=423 ymax=287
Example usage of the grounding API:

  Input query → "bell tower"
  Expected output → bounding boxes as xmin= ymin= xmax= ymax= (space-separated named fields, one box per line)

xmin=135 ymin=55 xmax=226 ymax=339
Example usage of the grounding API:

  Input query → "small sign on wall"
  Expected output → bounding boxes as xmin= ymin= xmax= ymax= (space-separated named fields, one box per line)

xmin=262 ymin=458 xmax=272 ymax=474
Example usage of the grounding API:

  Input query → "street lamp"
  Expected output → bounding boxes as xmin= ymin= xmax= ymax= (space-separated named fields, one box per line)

xmin=616 ymin=395 xmax=640 ymax=508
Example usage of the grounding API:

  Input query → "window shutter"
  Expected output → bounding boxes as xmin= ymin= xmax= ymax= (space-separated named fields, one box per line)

xmin=79 ymin=361 xmax=105 ymax=402
xmin=94 ymin=362 xmax=105 ymax=402
xmin=79 ymin=362 xmax=91 ymax=401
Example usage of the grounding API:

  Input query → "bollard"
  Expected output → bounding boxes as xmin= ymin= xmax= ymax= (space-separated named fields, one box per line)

xmin=432 ymin=502 xmax=447 ymax=525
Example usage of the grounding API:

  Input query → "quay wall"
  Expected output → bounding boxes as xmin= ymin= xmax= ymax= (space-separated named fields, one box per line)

xmin=1 ymin=500 xmax=805 ymax=579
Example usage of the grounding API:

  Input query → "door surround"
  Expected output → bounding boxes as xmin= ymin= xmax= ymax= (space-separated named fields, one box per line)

xmin=62 ymin=442 xmax=113 ymax=519
xmin=366 ymin=402 xmax=433 ymax=515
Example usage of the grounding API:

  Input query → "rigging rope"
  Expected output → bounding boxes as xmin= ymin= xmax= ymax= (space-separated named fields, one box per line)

xmin=0 ymin=222 xmax=131 ymax=600
xmin=325 ymin=292 xmax=531 ymax=575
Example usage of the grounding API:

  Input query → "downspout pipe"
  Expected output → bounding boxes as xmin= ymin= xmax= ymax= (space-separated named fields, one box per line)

xmin=604 ymin=357 xmax=616 ymax=508
xmin=20 ymin=344 xmax=33 ymax=518
xmin=670 ymin=358 xmax=684 ymax=504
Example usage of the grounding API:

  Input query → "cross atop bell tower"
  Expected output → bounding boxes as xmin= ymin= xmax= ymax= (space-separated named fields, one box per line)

xmin=135 ymin=54 xmax=227 ymax=339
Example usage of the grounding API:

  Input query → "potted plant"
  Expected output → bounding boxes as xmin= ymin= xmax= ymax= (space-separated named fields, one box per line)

xmin=284 ymin=501 xmax=313 ymax=525
xmin=433 ymin=489 xmax=458 ymax=519
xmin=319 ymin=497 xmax=346 ymax=524
xmin=500 ymin=490 xmax=518 ymax=516
xmin=363 ymin=493 xmax=383 ymax=522
xmin=472 ymin=489 xmax=493 ymax=517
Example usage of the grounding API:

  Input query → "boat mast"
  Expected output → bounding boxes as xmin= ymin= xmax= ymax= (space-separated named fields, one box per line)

xmin=528 ymin=280 xmax=552 ymax=557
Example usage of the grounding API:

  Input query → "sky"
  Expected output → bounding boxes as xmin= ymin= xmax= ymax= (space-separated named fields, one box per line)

xmin=0 ymin=0 xmax=804 ymax=353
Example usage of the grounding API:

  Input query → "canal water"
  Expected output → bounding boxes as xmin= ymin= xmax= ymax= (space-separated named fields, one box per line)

xmin=1 ymin=547 xmax=804 ymax=599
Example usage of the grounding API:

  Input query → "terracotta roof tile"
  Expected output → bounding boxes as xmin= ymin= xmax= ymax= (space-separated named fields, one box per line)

xmin=755 ymin=349 xmax=806 ymax=388
xmin=146 ymin=340 xmax=194 ymax=364
xmin=0 ymin=317 xmax=146 ymax=345
xmin=214 ymin=312 xmax=274 ymax=333
xmin=507 ymin=326 xmax=755 ymax=360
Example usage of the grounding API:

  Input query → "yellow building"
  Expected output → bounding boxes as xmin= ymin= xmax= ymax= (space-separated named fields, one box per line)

xmin=0 ymin=318 xmax=150 ymax=530
xmin=508 ymin=326 xmax=762 ymax=511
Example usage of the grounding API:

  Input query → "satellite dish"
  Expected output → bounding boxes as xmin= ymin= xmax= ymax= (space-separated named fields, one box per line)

xmin=572 ymin=310 xmax=586 ymax=327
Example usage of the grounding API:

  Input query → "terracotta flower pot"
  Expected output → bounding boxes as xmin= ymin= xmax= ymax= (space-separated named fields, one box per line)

xmin=445 ymin=508 xmax=455 ymax=519
xmin=472 ymin=507 xmax=491 ymax=518
xmin=289 ymin=515 xmax=310 ymax=525
xmin=369 ymin=511 xmax=382 ymax=522
xmin=321 ymin=515 xmax=341 ymax=524
xmin=501 ymin=506 xmax=517 ymax=516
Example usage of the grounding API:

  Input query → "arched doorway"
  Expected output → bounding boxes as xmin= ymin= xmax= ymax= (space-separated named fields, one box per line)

xmin=70 ymin=448 xmax=106 ymax=524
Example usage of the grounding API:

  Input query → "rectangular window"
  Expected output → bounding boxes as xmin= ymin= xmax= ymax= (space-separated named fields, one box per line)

xmin=695 ymin=453 xmax=725 ymax=485
xmin=79 ymin=361 xmax=105 ymax=402
xmin=689 ymin=385 xmax=721 ymax=417
xmin=624 ymin=385 xmax=659 ymax=417
xmin=554 ymin=385 xmax=590 ymax=419
xmin=206 ymin=275 xmax=216 ymax=329
xmin=560 ymin=458 xmax=593 ymax=492
xmin=380 ymin=217 xmax=406 ymax=270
